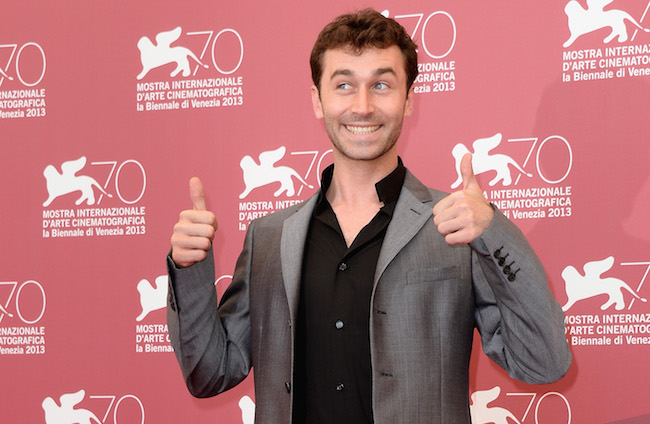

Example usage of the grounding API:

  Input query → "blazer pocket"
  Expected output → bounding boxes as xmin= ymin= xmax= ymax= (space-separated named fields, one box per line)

xmin=407 ymin=266 xmax=461 ymax=285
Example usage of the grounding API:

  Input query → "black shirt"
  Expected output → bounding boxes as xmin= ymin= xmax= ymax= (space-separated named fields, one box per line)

xmin=293 ymin=160 xmax=406 ymax=423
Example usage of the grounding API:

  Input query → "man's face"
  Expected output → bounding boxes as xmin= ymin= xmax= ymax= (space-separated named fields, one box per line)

xmin=311 ymin=45 xmax=414 ymax=162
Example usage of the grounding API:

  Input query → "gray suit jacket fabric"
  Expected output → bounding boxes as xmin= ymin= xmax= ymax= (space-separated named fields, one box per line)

xmin=167 ymin=170 xmax=571 ymax=424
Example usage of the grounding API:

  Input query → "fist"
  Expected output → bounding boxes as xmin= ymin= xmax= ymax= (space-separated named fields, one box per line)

xmin=433 ymin=153 xmax=493 ymax=245
xmin=170 ymin=177 xmax=218 ymax=268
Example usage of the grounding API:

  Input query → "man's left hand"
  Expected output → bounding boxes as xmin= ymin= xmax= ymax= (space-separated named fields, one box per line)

xmin=433 ymin=153 xmax=494 ymax=245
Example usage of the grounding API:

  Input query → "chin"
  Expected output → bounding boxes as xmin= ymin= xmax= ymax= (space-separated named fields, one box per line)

xmin=337 ymin=143 xmax=397 ymax=162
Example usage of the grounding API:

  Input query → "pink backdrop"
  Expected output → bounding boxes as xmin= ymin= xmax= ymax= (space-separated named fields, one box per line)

xmin=2 ymin=1 xmax=650 ymax=422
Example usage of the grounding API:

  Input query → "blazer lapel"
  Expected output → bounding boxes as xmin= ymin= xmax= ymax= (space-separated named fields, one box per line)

xmin=280 ymin=194 xmax=319 ymax=324
xmin=374 ymin=171 xmax=434 ymax=283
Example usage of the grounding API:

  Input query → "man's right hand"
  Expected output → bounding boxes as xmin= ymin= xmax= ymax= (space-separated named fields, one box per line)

xmin=171 ymin=177 xmax=218 ymax=268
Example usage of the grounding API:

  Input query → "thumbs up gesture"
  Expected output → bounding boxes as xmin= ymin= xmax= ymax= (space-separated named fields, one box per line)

xmin=171 ymin=177 xmax=219 ymax=268
xmin=433 ymin=154 xmax=494 ymax=245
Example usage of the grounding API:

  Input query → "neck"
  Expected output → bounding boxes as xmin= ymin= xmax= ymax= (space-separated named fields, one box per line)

xmin=326 ymin=153 xmax=398 ymax=207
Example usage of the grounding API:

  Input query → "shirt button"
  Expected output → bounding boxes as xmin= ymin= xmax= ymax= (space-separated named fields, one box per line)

xmin=335 ymin=320 xmax=344 ymax=329
xmin=339 ymin=262 xmax=348 ymax=271
xmin=336 ymin=383 xmax=345 ymax=391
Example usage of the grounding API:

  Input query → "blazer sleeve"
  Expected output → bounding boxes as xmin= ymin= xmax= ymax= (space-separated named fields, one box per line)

xmin=470 ymin=208 xmax=571 ymax=384
xmin=166 ymin=225 xmax=254 ymax=397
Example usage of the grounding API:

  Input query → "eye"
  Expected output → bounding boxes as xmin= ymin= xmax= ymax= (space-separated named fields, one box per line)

xmin=337 ymin=82 xmax=352 ymax=90
xmin=374 ymin=82 xmax=389 ymax=90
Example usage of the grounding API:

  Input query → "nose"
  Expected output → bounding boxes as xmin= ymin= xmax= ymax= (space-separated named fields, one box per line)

xmin=350 ymin=88 xmax=374 ymax=116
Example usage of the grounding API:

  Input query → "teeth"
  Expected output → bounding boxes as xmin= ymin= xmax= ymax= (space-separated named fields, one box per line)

xmin=345 ymin=125 xmax=380 ymax=135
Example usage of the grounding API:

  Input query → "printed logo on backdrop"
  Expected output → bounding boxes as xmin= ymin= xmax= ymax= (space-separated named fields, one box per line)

xmin=0 ymin=280 xmax=46 ymax=356
xmin=470 ymin=386 xmax=571 ymax=424
xmin=239 ymin=396 xmax=255 ymax=424
xmin=41 ymin=157 xmax=147 ymax=239
xmin=450 ymin=133 xmax=573 ymax=221
xmin=238 ymin=147 xmax=331 ymax=231
xmin=561 ymin=0 xmax=650 ymax=82
xmin=0 ymin=41 xmax=46 ymax=119
xmin=563 ymin=256 xmax=650 ymax=347
xmin=43 ymin=389 xmax=145 ymax=424
xmin=135 ymin=275 xmax=171 ymax=354
xmin=134 ymin=274 xmax=233 ymax=353
xmin=382 ymin=9 xmax=457 ymax=95
xmin=135 ymin=26 xmax=244 ymax=112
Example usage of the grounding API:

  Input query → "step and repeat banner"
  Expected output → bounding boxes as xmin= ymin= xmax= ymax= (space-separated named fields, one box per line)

xmin=2 ymin=0 xmax=649 ymax=422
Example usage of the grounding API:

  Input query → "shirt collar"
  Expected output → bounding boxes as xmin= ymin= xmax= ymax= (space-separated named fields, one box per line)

xmin=316 ymin=157 xmax=406 ymax=213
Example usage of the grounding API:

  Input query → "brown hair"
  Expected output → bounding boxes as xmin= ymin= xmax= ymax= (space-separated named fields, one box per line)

xmin=310 ymin=8 xmax=419 ymax=92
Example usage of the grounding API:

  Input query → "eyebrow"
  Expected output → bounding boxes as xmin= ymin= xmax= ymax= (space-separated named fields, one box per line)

xmin=329 ymin=67 xmax=397 ymax=80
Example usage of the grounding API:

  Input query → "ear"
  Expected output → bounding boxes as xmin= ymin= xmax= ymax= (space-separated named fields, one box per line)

xmin=311 ymin=85 xmax=323 ymax=119
xmin=403 ymin=85 xmax=415 ymax=117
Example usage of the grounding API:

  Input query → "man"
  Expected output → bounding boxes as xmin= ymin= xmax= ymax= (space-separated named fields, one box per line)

xmin=167 ymin=9 xmax=571 ymax=424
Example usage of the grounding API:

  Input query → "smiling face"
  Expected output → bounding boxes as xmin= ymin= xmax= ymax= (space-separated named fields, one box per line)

xmin=311 ymin=45 xmax=414 ymax=164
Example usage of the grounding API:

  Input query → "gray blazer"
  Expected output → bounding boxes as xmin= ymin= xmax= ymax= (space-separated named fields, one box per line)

xmin=167 ymin=170 xmax=571 ymax=424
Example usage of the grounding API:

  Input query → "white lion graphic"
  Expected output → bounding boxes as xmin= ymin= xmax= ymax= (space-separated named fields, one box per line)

xmin=450 ymin=133 xmax=532 ymax=189
xmin=42 ymin=157 xmax=112 ymax=207
xmin=136 ymin=27 xmax=209 ymax=80
xmin=42 ymin=390 xmax=101 ymax=424
xmin=563 ymin=0 xmax=650 ymax=48
xmin=239 ymin=146 xmax=313 ymax=199
xmin=136 ymin=275 xmax=168 ymax=322
xmin=470 ymin=386 xmax=521 ymax=424
xmin=562 ymin=256 xmax=647 ymax=311
xmin=239 ymin=395 xmax=255 ymax=424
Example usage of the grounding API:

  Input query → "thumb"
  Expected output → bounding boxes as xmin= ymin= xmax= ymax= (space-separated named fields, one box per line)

xmin=460 ymin=153 xmax=480 ymax=192
xmin=189 ymin=177 xmax=207 ymax=211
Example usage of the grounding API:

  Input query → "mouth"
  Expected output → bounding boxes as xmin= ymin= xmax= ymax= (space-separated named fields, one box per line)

xmin=344 ymin=124 xmax=381 ymax=135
